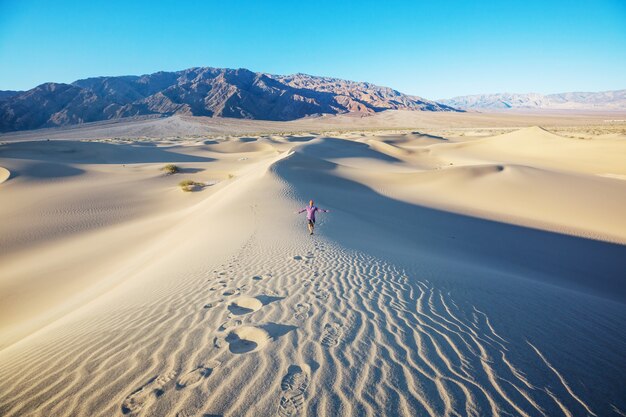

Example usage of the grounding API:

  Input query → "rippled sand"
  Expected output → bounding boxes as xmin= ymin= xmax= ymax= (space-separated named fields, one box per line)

xmin=1 ymin=114 xmax=625 ymax=416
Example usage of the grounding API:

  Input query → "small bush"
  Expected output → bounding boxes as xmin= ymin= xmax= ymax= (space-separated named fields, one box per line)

xmin=162 ymin=164 xmax=179 ymax=174
xmin=228 ymin=173 xmax=235 ymax=179
xmin=179 ymin=179 xmax=201 ymax=192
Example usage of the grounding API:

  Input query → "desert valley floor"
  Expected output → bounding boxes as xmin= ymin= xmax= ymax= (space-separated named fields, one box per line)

xmin=0 ymin=111 xmax=625 ymax=416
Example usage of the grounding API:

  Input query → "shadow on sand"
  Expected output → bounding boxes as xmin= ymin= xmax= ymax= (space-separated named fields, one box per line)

xmin=0 ymin=140 xmax=215 ymax=164
xmin=273 ymin=138 xmax=626 ymax=302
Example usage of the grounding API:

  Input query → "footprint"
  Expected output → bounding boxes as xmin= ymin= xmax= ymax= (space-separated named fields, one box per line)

xmin=253 ymin=274 xmax=272 ymax=281
xmin=225 ymin=324 xmax=297 ymax=355
xmin=203 ymin=299 xmax=222 ymax=309
xmin=294 ymin=303 xmax=311 ymax=321
xmin=223 ymin=284 xmax=249 ymax=296
xmin=209 ymin=283 xmax=226 ymax=291
xmin=226 ymin=326 xmax=271 ymax=354
xmin=121 ymin=371 xmax=177 ymax=415
xmin=176 ymin=361 xmax=220 ymax=390
xmin=314 ymin=290 xmax=329 ymax=301
xmin=213 ymin=336 xmax=226 ymax=349
xmin=278 ymin=365 xmax=310 ymax=417
xmin=219 ymin=318 xmax=243 ymax=331
xmin=321 ymin=323 xmax=342 ymax=348
xmin=228 ymin=296 xmax=262 ymax=315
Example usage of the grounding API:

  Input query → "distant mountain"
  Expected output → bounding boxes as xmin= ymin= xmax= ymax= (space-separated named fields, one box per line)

xmin=439 ymin=90 xmax=626 ymax=110
xmin=271 ymin=73 xmax=451 ymax=112
xmin=0 ymin=67 xmax=458 ymax=132
xmin=0 ymin=90 xmax=22 ymax=101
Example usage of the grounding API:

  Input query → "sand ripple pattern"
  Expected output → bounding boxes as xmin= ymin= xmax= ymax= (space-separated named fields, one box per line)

xmin=0 ymin=232 xmax=605 ymax=416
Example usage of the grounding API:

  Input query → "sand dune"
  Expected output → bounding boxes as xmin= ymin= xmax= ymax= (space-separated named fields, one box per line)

xmin=0 ymin=118 xmax=625 ymax=416
xmin=0 ymin=166 xmax=9 ymax=183
xmin=426 ymin=126 xmax=626 ymax=176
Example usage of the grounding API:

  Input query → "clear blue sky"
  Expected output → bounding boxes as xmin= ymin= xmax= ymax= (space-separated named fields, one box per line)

xmin=1 ymin=0 xmax=624 ymax=99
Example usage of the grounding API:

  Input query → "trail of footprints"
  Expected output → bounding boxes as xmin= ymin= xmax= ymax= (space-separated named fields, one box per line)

xmin=1 ymin=231 xmax=596 ymax=417
xmin=120 ymin=244 xmax=335 ymax=416
xmin=122 ymin=363 xmax=222 ymax=415
xmin=117 ymin=238 xmax=586 ymax=417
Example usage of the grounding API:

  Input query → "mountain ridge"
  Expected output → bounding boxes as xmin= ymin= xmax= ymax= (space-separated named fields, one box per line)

xmin=0 ymin=67 xmax=458 ymax=132
xmin=439 ymin=89 xmax=626 ymax=110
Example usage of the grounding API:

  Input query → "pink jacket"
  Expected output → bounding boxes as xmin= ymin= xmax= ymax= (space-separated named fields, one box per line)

xmin=298 ymin=205 xmax=328 ymax=220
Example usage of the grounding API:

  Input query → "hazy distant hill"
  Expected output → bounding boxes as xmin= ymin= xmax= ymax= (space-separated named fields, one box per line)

xmin=0 ymin=67 xmax=457 ymax=132
xmin=440 ymin=90 xmax=626 ymax=110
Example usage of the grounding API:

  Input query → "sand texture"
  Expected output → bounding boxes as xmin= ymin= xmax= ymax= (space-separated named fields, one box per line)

xmin=0 ymin=112 xmax=625 ymax=416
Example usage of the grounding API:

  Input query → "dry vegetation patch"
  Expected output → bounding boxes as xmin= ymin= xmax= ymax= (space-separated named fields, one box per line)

xmin=179 ymin=179 xmax=204 ymax=192
xmin=162 ymin=164 xmax=180 ymax=174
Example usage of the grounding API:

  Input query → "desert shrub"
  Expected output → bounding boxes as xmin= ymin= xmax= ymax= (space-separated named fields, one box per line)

xmin=162 ymin=164 xmax=179 ymax=174
xmin=179 ymin=179 xmax=201 ymax=192
xmin=228 ymin=173 xmax=235 ymax=179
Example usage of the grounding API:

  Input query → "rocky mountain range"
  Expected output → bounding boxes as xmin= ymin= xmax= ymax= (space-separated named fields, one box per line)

xmin=0 ymin=67 xmax=457 ymax=132
xmin=439 ymin=90 xmax=626 ymax=110
xmin=0 ymin=91 xmax=21 ymax=101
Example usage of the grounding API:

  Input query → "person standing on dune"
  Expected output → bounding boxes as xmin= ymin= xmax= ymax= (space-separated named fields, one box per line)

xmin=297 ymin=200 xmax=329 ymax=235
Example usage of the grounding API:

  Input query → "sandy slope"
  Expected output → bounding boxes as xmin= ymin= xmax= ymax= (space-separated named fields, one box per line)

xmin=354 ymin=127 xmax=626 ymax=244
xmin=0 ymin=119 xmax=625 ymax=416
xmin=0 ymin=166 xmax=9 ymax=183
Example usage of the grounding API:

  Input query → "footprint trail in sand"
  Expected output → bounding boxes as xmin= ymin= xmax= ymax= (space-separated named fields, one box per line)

xmin=0 ymin=190 xmax=622 ymax=417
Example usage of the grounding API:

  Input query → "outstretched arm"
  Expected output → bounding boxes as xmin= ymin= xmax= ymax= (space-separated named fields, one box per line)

xmin=296 ymin=208 xmax=306 ymax=214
